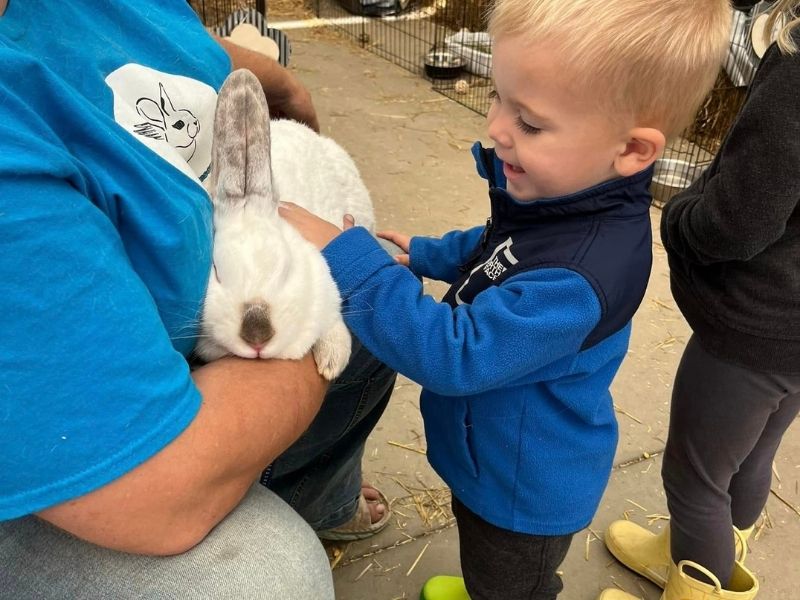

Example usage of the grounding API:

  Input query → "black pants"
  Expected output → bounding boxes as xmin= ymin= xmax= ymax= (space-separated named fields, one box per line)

xmin=452 ymin=496 xmax=573 ymax=600
xmin=663 ymin=335 xmax=800 ymax=585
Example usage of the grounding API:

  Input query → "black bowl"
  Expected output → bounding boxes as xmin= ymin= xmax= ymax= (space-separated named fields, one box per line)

xmin=424 ymin=49 xmax=464 ymax=79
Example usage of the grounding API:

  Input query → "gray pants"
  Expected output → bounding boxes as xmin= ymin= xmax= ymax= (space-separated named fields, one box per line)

xmin=663 ymin=335 xmax=800 ymax=585
xmin=0 ymin=484 xmax=334 ymax=599
xmin=452 ymin=496 xmax=573 ymax=600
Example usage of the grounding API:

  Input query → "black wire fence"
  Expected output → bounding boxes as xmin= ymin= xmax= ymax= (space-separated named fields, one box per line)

xmin=191 ymin=0 xmax=768 ymax=205
xmin=189 ymin=0 xmax=267 ymax=27
xmin=190 ymin=0 xmax=291 ymax=66
xmin=312 ymin=0 xmax=495 ymax=115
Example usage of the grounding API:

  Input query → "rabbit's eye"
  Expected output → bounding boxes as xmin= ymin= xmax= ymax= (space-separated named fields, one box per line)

xmin=172 ymin=120 xmax=185 ymax=130
xmin=213 ymin=263 xmax=221 ymax=283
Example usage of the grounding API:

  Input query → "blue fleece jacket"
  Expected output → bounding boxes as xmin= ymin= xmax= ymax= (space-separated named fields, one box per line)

xmin=323 ymin=147 xmax=652 ymax=535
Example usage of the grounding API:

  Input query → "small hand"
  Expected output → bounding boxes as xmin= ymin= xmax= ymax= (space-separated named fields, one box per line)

xmin=377 ymin=230 xmax=411 ymax=266
xmin=278 ymin=202 xmax=355 ymax=250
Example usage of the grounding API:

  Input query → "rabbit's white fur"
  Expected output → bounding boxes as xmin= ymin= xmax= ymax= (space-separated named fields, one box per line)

xmin=270 ymin=119 xmax=374 ymax=232
xmin=196 ymin=69 xmax=370 ymax=380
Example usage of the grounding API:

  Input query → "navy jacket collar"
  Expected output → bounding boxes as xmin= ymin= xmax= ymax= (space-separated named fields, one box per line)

xmin=471 ymin=142 xmax=653 ymax=223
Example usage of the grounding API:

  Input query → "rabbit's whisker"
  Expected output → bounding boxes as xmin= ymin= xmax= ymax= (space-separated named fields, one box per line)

xmin=340 ymin=308 xmax=376 ymax=316
xmin=172 ymin=325 xmax=200 ymax=334
xmin=340 ymin=284 xmax=383 ymax=301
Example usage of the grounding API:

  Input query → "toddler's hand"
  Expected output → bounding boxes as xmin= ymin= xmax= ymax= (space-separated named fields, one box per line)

xmin=377 ymin=230 xmax=411 ymax=266
xmin=278 ymin=201 xmax=342 ymax=250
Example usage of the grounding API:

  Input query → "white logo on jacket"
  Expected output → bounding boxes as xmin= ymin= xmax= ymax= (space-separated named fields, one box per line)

xmin=455 ymin=237 xmax=519 ymax=305
xmin=106 ymin=64 xmax=217 ymax=184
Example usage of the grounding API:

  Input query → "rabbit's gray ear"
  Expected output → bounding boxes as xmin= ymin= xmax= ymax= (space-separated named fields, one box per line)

xmin=209 ymin=69 xmax=273 ymax=210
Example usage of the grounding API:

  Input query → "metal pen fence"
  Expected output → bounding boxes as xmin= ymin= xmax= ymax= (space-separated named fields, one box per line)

xmin=311 ymin=0 xmax=494 ymax=115
xmin=190 ymin=0 xmax=292 ymax=66
xmin=189 ymin=0 xmax=267 ymax=27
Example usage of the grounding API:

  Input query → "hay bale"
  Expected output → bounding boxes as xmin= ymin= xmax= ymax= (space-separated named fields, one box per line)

xmin=684 ymin=69 xmax=747 ymax=154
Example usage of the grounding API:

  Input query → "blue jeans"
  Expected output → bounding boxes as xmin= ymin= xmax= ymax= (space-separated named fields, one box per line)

xmin=266 ymin=338 xmax=397 ymax=530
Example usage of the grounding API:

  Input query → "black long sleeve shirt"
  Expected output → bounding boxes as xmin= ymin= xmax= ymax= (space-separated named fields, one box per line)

xmin=661 ymin=33 xmax=800 ymax=373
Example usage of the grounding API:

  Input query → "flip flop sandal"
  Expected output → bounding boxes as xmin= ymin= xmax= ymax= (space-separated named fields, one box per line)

xmin=317 ymin=485 xmax=391 ymax=541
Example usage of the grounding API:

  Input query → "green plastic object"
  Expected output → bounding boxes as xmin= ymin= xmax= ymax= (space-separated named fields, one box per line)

xmin=419 ymin=576 xmax=471 ymax=600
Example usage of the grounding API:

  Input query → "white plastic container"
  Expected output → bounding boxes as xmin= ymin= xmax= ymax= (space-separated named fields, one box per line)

xmin=445 ymin=30 xmax=492 ymax=78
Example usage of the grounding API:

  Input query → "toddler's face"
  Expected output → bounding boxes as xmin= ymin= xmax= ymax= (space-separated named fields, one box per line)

xmin=487 ymin=35 xmax=629 ymax=201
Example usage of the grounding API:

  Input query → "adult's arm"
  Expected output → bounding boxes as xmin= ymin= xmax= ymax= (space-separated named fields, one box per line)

xmin=0 ymin=175 xmax=325 ymax=555
xmin=214 ymin=34 xmax=319 ymax=132
xmin=38 ymin=356 xmax=326 ymax=556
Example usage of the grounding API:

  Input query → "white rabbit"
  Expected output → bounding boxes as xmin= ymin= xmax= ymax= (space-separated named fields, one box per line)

xmin=270 ymin=119 xmax=374 ymax=233
xmin=195 ymin=69 xmax=373 ymax=380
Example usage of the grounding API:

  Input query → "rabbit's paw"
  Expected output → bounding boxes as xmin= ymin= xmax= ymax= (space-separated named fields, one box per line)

xmin=313 ymin=320 xmax=352 ymax=381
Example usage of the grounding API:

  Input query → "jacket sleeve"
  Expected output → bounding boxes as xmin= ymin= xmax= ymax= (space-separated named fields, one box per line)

xmin=323 ymin=227 xmax=601 ymax=397
xmin=661 ymin=44 xmax=800 ymax=265
xmin=408 ymin=226 xmax=484 ymax=283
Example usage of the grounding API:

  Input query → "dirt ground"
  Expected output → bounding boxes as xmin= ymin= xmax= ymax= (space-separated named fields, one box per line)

xmin=266 ymin=16 xmax=800 ymax=600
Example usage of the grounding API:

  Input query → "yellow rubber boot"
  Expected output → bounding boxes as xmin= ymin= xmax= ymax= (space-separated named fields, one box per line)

xmin=604 ymin=521 xmax=672 ymax=587
xmin=604 ymin=521 xmax=753 ymax=589
xmin=662 ymin=559 xmax=758 ymax=600
xmin=734 ymin=524 xmax=754 ymax=557
xmin=596 ymin=590 xmax=638 ymax=600
xmin=420 ymin=576 xmax=470 ymax=600
xmin=596 ymin=559 xmax=758 ymax=600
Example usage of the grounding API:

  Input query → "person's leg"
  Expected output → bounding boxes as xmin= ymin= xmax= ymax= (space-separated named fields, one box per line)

xmin=663 ymin=335 xmax=800 ymax=585
xmin=267 ymin=338 xmax=397 ymax=530
xmin=729 ymin=387 xmax=800 ymax=529
xmin=452 ymin=496 xmax=573 ymax=600
xmin=0 ymin=484 xmax=334 ymax=599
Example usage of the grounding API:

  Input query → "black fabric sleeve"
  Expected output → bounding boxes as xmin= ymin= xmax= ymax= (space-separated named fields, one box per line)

xmin=661 ymin=43 xmax=800 ymax=265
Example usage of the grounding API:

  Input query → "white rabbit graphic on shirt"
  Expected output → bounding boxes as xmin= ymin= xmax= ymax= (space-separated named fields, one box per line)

xmin=106 ymin=64 xmax=217 ymax=185
xmin=134 ymin=82 xmax=200 ymax=163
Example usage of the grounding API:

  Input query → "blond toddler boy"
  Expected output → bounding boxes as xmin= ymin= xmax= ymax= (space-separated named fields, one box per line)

xmin=282 ymin=1 xmax=732 ymax=598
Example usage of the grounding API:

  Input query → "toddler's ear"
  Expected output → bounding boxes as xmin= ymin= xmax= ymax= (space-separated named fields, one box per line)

xmin=614 ymin=128 xmax=666 ymax=177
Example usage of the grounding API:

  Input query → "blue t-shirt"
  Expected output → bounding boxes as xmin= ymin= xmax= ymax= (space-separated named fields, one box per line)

xmin=0 ymin=0 xmax=231 ymax=519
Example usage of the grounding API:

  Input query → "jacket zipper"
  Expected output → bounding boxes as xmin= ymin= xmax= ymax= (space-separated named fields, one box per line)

xmin=459 ymin=216 xmax=493 ymax=273
xmin=459 ymin=146 xmax=498 ymax=273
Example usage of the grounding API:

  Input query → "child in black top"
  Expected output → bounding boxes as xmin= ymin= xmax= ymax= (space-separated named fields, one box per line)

xmin=603 ymin=2 xmax=800 ymax=599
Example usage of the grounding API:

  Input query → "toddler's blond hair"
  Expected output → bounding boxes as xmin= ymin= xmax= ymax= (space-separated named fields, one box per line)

xmin=488 ymin=0 xmax=732 ymax=137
